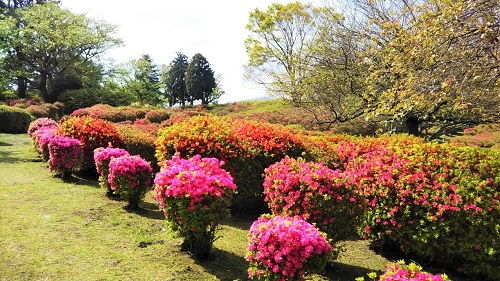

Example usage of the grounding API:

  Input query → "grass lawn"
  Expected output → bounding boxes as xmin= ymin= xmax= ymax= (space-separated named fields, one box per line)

xmin=0 ymin=133 xmax=416 ymax=281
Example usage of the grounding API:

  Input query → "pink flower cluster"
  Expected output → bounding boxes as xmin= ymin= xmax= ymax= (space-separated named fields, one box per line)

xmin=94 ymin=147 xmax=130 ymax=189
xmin=33 ymin=125 xmax=59 ymax=160
xmin=263 ymin=156 xmax=362 ymax=243
xmin=48 ymin=136 xmax=82 ymax=174
xmin=247 ymin=215 xmax=332 ymax=280
xmin=27 ymin=117 xmax=58 ymax=137
xmin=154 ymin=154 xmax=236 ymax=211
xmin=378 ymin=261 xmax=448 ymax=281
xmin=108 ymin=155 xmax=152 ymax=191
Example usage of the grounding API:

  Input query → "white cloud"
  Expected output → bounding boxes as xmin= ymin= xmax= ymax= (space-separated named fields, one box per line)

xmin=60 ymin=0 xmax=299 ymax=103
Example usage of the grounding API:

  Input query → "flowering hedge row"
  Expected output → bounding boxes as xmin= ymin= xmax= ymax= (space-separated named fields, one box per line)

xmin=348 ymin=142 xmax=500 ymax=280
xmin=71 ymin=104 xmax=147 ymax=123
xmin=47 ymin=136 xmax=82 ymax=178
xmin=155 ymin=114 xmax=307 ymax=213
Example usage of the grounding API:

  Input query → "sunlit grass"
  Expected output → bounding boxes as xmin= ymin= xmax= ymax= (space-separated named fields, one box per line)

xmin=0 ymin=133 xmax=394 ymax=281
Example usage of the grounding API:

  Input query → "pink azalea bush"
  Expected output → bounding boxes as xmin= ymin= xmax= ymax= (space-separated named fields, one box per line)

xmin=47 ymin=136 xmax=82 ymax=179
xmin=27 ymin=117 xmax=58 ymax=137
xmin=263 ymin=156 xmax=363 ymax=255
xmin=32 ymin=125 xmax=59 ymax=161
xmin=108 ymin=155 xmax=152 ymax=210
xmin=154 ymin=154 xmax=236 ymax=259
xmin=247 ymin=215 xmax=333 ymax=280
xmin=356 ymin=260 xmax=448 ymax=281
xmin=93 ymin=147 xmax=130 ymax=196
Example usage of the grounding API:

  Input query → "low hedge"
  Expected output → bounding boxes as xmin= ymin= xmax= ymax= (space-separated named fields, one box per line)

xmin=0 ymin=105 xmax=34 ymax=133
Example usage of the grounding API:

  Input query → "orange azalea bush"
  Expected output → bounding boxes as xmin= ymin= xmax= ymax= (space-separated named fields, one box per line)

xmin=59 ymin=116 xmax=122 ymax=170
xmin=155 ymin=114 xmax=307 ymax=213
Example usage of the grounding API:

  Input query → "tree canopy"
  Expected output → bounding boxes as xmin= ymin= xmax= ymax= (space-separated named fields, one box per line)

xmin=0 ymin=1 xmax=121 ymax=102
xmin=185 ymin=53 xmax=217 ymax=106
xmin=245 ymin=0 xmax=500 ymax=136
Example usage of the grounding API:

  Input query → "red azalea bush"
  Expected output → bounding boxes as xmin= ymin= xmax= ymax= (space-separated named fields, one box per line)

xmin=48 ymin=136 xmax=82 ymax=179
xmin=116 ymin=123 xmax=159 ymax=171
xmin=154 ymin=154 xmax=236 ymax=259
xmin=27 ymin=117 xmax=58 ymax=137
xmin=247 ymin=215 xmax=332 ymax=281
xmin=350 ymin=142 xmax=500 ymax=280
xmin=356 ymin=260 xmax=448 ymax=281
xmin=263 ymin=156 xmax=363 ymax=252
xmin=59 ymin=116 xmax=122 ymax=170
xmin=94 ymin=147 xmax=130 ymax=196
xmin=108 ymin=155 xmax=152 ymax=209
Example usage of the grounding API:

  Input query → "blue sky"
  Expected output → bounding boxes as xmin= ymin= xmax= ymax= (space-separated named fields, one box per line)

xmin=60 ymin=0 xmax=303 ymax=103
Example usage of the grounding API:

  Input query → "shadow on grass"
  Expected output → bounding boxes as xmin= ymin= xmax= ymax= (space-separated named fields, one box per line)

xmin=223 ymin=213 xmax=261 ymax=230
xmin=127 ymin=201 xmax=165 ymax=220
xmin=197 ymin=248 xmax=381 ymax=281
xmin=62 ymin=174 xmax=100 ymax=188
xmin=0 ymin=150 xmax=40 ymax=164
xmin=0 ymin=141 xmax=12 ymax=146
xmin=196 ymin=248 xmax=250 ymax=281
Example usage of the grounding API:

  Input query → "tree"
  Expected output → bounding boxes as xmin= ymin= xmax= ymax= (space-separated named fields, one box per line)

xmin=2 ymin=2 xmax=121 ymax=102
xmin=357 ymin=0 xmax=500 ymax=136
xmin=244 ymin=2 xmax=318 ymax=104
xmin=185 ymin=53 xmax=217 ymax=106
xmin=124 ymin=54 xmax=163 ymax=105
xmin=163 ymin=52 xmax=188 ymax=107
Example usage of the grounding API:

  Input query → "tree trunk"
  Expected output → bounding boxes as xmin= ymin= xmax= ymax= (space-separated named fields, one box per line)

xmin=39 ymin=72 xmax=51 ymax=102
xmin=16 ymin=76 xmax=27 ymax=98
xmin=405 ymin=115 xmax=421 ymax=136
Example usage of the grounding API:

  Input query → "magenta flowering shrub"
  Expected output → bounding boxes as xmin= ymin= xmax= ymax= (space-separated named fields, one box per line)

xmin=263 ymin=156 xmax=363 ymax=250
xmin=48 ymin=136 xmax=82 ymax=179
xmin=154 ymin=154 xmax=236 ymax=259
xmin=27 ymin=117 xmax=58 ymax=137
xmin=349 ymin=143 xmax=500 ymax=280
xmin=93 ymin=147 xmax=130 ymax=196
xmin=356 ymin=260 xmax=448 ymax=281
xmin=108 ymin=155 xmax=152 ymax=209
xmin=247 ymin=215 xmax=333 ymax=280
xmin=32 ymin=125 xmax=59 ymax=161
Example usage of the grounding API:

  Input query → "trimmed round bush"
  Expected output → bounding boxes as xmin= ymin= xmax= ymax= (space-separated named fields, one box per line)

xmin=108 ymin=155 xmax=152 ymax=210
xmin=247 ymin=215 xmax=332 ymax=280
xmin=27 ymin=118 xmax=58 ymax=137
xmin=94 ymin=147 xmax=130 ymax=196
xmin=48 ymin=136 xmax=82 ymax=179
xmin=32 ymin=125 xmax=59 ymax=161
xmin=0 ymin=105 xmax=34 ymax=133
xmin=145 ymin=109 xmax=170 ymax=123
xmin=154 ymin=154 xmax=236 ymax=259
xmin=356 ymin=260 xmax=449 ymax=281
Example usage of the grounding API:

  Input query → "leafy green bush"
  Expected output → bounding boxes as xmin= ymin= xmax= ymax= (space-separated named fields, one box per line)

xmin=116 ymin=123 xmax=159 ymax=172
xmin=0 ymin=105 xmax=34 ymax=133
xmin=145 ymin=109 xmax=170 ymax=123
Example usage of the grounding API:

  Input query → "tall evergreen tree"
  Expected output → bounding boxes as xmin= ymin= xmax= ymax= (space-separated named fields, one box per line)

xmin=185 ymin=53 xmax=217 ymax=106
xmin=126 ymin=54 xmax=163 ymax=105
xmin=164 ymin=52 xmax=188 ymax=107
